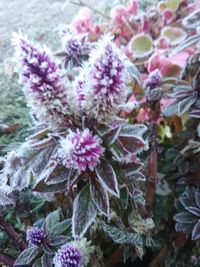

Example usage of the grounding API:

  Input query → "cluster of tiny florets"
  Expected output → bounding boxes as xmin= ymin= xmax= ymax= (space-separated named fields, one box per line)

xmin=64 ymin=37 xmax=82 ymax=57
xmin=13 ymin=33 xmax=70 ymax=126
xmin=26 ymin=227 xmax=46 ymax=246
xmin=145 ymin=69 xmax=163 ymax=89
xmin=53 ymin=244 xmax=82 ymax=267
xmin=62 ymin=34 xmax=91 ymax=59
xmin=74 ymin=75 xmax=86 ymax=110
xmin=59 ymin=129 xmax=104 ymax=172
xmin=82 ymin=38 xmax=127 ymax=123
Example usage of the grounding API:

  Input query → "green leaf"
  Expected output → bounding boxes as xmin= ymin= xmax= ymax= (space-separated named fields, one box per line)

xmin=49 ymin=235 xmax=70 ymax=246
xmin=120 ymin=124 xmax=147 ymax=137
xmin=14 ymin=247 xmax=41 ymax=266
xmin=72 ymin=184 xmax=97 ymax=238
xmin=129 ymin=34 xmax=153 ymax=58
xmin=41 ymin=253 xmax=53 ymax=267
xmin=32 ymin=258 xmax=42 ymax=267
xmin=102 ymin=223 xmax=143 ymax=246
xmin=51 ymin=219 xmax=71 ymax=235
xmin=163 ymin=101 xmax=179 ymax=117
xmin=45 ymin=210 xmax=60 ymax=231
xmin=178 ymin=96 xmax=197 ymax=115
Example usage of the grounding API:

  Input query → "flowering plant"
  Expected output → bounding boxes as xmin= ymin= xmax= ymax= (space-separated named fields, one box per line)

xmin=0 ymin=0 xmax=200 ymax=266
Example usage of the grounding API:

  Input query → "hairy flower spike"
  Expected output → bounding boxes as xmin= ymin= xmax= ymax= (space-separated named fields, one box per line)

xmin=53 ymin=238 xmax=93 ymax=267
xmin=59 ymin=129 xmax=104 ymax=172
xmin=26 ymin=227 xmax=46 ymax=246
xmin=83 ymin=37 xmax=127 ymax=123
xmin=145 ymin=69 xmax=163 ymax=89
xmin=53 ymin=244 xmax=81 ymax=267
xmin=13 ymin=32 xmax=70 ymax=126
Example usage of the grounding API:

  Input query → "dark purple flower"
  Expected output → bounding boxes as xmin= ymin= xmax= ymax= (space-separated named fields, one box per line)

xmin=145 ymin=69 xmax=163 ymax=89
xmin=59 ymin=128 xmax=104 ymax=172
xmin=53 ymin=244 xmax=82 ymax=267
xmin=26 ymin=227 xmax=46 ymax=246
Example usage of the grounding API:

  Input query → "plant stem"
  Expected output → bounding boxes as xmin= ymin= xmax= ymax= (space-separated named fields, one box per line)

xmin=0 ymin=253 xmax=15 ymax=267
xmin=106 ymin=246 xmax=123 ymax=267
xmin=0 ymin=216 xmax=27 ymax=251
xmin=145 ymin=100 xmax=160 ymax=216
xmin=149 ymin=233 xmax=187 ymax=267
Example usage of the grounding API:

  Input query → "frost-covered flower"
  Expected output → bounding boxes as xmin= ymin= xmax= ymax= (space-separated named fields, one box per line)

xmin=62 ymin=35 xmax=90 ymax=59
xmin=144 ymin=69 xmax=163 ymax=89
xmin=26 ymin=227 xmax=47 ymax=246
xmin=54 ymin=244 xmax=81 ymax=267
xmin=53 ymin=238 xmax=93 ymax=267
xmin=72 ymin=74 xmax=86 ymax=112
xmin=12 ymin=32 xmax=70 ymax=126
xmin=82 ymin=37 xmax=127 ymax=123
xmin=59 ymin=129 xmax=104 ymax=172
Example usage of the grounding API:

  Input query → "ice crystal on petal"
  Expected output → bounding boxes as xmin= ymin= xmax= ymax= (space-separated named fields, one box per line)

xmin=26 ymin=227 xmax=46 ymax=246
xmin=12 ymin=32 xmax=70 ymax=127
xmin=82 ymin=37 xmax=127 ymax=123
xmin=59 ymin=129 xmax=104 ymax=172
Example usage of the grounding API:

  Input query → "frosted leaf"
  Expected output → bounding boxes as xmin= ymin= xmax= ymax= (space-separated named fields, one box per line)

xmin=192 ymin=220 xmax=200 ymax=240
xmin=95 ymin=158 xmax=119 ymax=198
xmin=72 ymin=184 xmax=97 ymax=238
xmin=102 ymin=223 xmax=143 ymax=247
xmin=90 ymin=177 xmax=109 ymax=216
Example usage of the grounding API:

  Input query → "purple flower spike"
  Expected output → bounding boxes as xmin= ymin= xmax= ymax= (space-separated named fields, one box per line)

xmin=62 ymin=34 xmax=91 ymax=59
xmin=83 ymin=37 xmax=127 ymax=123
xmin=64 ymin=38 xmax=82 ymax=57
xmin=13 ymin=33 xmax=70 ymax=126
xmin=59 ymin=129 xmax=104 ymax=172
xmin=53 ymin=244 xmax=82 ymax=267
xmin=145 ymin=69 xmax=163 ymax=89
xmin=26 ymin=227 xmax=46 ymax=246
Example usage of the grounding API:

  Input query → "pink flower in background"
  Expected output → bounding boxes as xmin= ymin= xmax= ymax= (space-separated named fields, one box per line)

xmin=71 ymin=7 xmax=94 ymax=34
xmin=59 ymin=129 xmax=104 ymax=172
xmin=136 ymin=108 xmax=149 ymax=122
xmin=126 ymin=0 xmax=138 ymax=15
xmin=156 ymin=37 xmax=170 ymax=49
xmin=163 ymin=9 xmax=175 ymax=23
xmin=110 ymin=0 xmax=138 ymax=38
